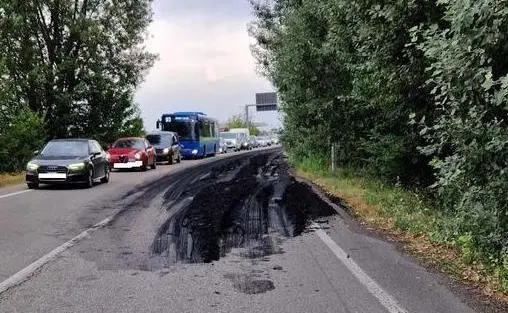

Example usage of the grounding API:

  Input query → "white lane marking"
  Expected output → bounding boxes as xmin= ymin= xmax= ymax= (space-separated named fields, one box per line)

xmin=312 ymin=223 xmax=408 ymax=313
xmin=0 ymin=216 xmax=113 ymax=295
xmin=0 ymin=190 xmax=32 ymax=200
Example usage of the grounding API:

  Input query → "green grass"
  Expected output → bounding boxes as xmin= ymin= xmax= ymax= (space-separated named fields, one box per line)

xmin=293 ymin=154 xmax=508 ymax=301
xmin=296 ymin=155 xmax=435 ymax=231
xmin=0 ymin=172 xmax=25 ymax=188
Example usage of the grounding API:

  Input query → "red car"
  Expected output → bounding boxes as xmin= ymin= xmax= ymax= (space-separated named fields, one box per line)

xmin=107 ymin=137 xmax=157 ymax=171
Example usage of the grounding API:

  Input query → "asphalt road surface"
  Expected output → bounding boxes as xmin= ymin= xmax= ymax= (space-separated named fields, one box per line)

xmin=0 ymin=148 xmax=496 ymax=312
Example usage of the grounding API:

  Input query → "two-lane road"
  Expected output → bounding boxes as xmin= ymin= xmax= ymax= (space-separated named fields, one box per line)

xmin=0 ymin=150 xmax=255 ymax=283
xmin=0 ymin=149 xmax=491 ymax=312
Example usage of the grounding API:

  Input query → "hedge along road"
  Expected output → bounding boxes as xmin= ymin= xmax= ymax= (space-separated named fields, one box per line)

xmin=0 ymin=147 xmax=482 ymax=313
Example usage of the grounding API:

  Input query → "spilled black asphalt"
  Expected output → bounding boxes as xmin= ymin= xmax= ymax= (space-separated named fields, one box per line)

xmin=152 ymin=151 xmax=337 ymax=265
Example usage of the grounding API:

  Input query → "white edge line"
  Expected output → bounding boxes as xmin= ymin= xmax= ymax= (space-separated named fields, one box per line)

xmin=312 ymin=222 xmax=408 ymax=313
xmin=0 ymin=190 xmax=32 ymax=200
xmin=0 ymin=216 xmax=113 ymax=296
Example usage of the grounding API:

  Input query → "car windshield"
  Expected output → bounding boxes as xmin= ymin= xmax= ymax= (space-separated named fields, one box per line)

xmin=112 ymin=139 xmax=145 ymax=149
xmin=220 ymin=132 xmax=237 ymax=139
xmin=41 ymin=141 xmax=89 ymax=156
xmin=146 ymin=134 xmax=172 ymax=147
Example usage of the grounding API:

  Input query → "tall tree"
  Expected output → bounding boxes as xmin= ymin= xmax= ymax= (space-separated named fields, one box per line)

xmin=249 ymin=0 xmax=440 ymax=183
xmin=0 ymin=0 xmax=156 ymax=142
xmin=249 ymin=0 xmax=508 ymax=274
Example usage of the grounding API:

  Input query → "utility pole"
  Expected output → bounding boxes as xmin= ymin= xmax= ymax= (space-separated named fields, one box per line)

xmin=244 ymin=104 xmax=257 ymax=129
xmin=245 ymin=105 xmax=249 ymax=129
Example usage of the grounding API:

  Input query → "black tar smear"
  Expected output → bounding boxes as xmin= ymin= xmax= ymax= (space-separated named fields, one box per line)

xmin=152 ymin=152 xmax=337 ymax=264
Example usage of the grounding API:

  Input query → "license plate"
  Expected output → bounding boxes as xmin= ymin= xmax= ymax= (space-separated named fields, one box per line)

xmin=39 ymin=173 xmax=67 ymax=179
xmin=114 ymin=163 xmax=131 ymax=169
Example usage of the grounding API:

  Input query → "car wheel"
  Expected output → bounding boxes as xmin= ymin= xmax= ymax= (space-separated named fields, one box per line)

xmin=85 ymin=168 xmax=94 ymax=188
xmin=151 ymin=158 xmax=157 ymax=169
xmin=27 ymin=182 xmax=38 ymax=189
xmin=101 ymin=165 xmax=110 ymax=183
xmin=168 ymin=153 xmax=174 ymax=165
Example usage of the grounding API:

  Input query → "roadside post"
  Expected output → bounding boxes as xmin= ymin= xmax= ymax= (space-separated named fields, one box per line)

xmin=331 ymin=143 xmax=336 ymax=174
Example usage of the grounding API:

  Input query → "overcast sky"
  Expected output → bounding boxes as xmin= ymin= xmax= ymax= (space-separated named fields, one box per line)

xmin=135 ymin=0 xmax=280 ymax=132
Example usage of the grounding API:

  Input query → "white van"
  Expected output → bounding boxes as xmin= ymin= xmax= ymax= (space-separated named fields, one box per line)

xmin=220 ymin=132 xmax=242 ymax=151
xmin=229 ymin=128 xmax=250 ymax=150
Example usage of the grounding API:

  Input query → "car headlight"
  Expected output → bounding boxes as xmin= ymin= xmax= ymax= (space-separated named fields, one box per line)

xmin=27 ymin=162 xmax=39 ymax=171
xmin=192 ymin=149 xmax=198 ymax=154
xmin=163 ymin=148 xmax=170 ymax=154
xmin=135 ymin=152 xmax=142 ymax=160
xmin=68 ymin=162 xmax=86 ymax=171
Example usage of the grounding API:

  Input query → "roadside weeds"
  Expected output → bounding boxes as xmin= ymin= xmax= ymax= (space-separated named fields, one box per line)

xmin=294 ymin=166 xmax=508 ymax=307
xmin=0 ymin=173 xmax=24 ymax=188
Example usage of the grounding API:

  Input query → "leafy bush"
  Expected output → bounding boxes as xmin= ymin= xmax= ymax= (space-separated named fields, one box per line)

xmin=417 ymin=0 xmax=508 ymax=259
xmin=0 ymin=108 xmax=46 ymax=172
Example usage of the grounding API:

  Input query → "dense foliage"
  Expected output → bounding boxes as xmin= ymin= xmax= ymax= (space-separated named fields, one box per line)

xmin=0 ymin=0 xmax=155 ymax=171
xmin=0 ymin=107 xmax=45 ymax=172
xmin=250 ymin=0 xmax=508 ymax=284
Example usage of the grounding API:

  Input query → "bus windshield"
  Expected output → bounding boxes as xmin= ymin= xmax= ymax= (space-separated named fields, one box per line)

xmin=162 ymin=120 xmax=196 ymax=141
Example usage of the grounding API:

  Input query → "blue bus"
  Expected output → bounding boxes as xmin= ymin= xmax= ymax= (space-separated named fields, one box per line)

xmin=156 ymin=112 xmax=219 ymax=159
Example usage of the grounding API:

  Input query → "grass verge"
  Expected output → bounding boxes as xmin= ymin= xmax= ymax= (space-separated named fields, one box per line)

xmin=0 ymin=172 xmax=25 ymax=188
xmin=294 ymin=156 xmax=508 ymax=305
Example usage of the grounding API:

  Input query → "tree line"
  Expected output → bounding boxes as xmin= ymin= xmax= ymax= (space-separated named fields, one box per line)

xmin=249 ymin=0 xmax=507 ymax=273
xmin=223 ymin=115 xmax=261 ymax=136
xmin=0 ymin=0 xmax=155 ymax=172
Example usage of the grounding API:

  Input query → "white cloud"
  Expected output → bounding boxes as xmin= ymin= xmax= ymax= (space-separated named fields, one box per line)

xmin=135 ymin=7 xmax=278 ymax=130
xmin=140 ymin=14 xmax=267 ymax=91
